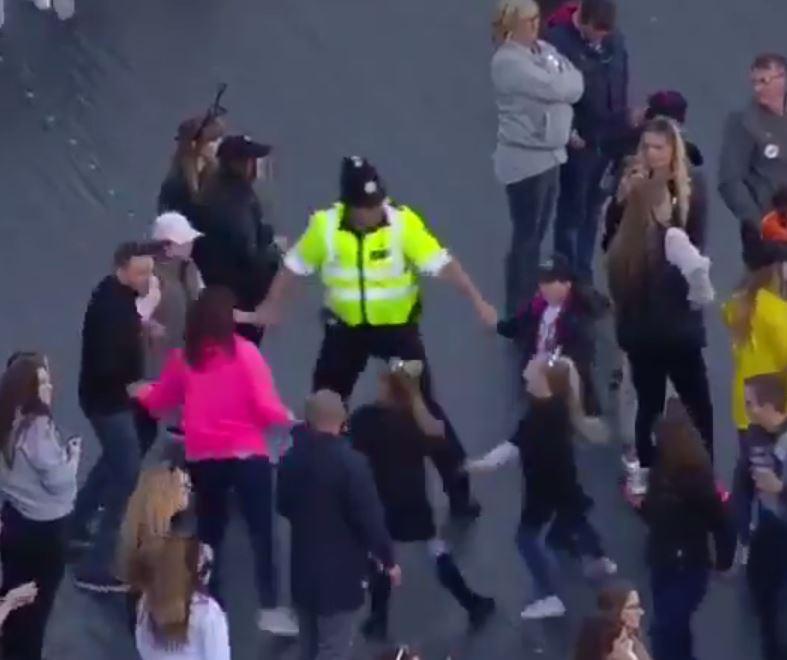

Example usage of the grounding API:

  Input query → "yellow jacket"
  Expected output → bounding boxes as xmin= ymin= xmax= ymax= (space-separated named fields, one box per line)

xmin=722 ymin=289 xmax=787 ymax=429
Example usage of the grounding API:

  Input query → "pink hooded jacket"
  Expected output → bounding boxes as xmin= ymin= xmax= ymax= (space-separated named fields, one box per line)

xmin=137 ymin=335 xmax=291 ymax=461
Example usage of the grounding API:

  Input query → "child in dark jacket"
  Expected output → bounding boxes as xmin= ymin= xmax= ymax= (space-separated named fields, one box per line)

xmin=497 ymin=255 xmax=605 ymax=414
xmin=466 ymin=352 xmax=614 ymax=621
xmin=739 ymin=373 xmax=787 ymax=660
xmin=632 ymin=398 xmax=734 ymax=660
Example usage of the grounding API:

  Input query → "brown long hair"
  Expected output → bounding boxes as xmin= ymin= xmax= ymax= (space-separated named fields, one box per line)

xmin=0 ymin=353 xmax=50 ymax=465
xmin=184 ymin=287 xmax=236 ymax=368
xmin=649 ymin=398 xmax=714 ymax=492
xmin=119 ymin=466 xmax=189 ymax=592
xmin=168 ymin=117 xmax=224 ymax=199
xmin=574 ymin=615 xmax=623 ymax=660
xmin=607 ymin=117 xmax=692 ymax=306
xmin=140 ymin=536 xmax=201 ymax=648
xmin=726 ymin=265 xmax=784 ymax=345
xmin=597 ymin=579 xmax=637 ymax=623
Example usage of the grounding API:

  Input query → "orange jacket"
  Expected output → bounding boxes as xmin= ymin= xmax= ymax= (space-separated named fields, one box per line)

xmin=761 ymin=210 xmax=787 ymax=242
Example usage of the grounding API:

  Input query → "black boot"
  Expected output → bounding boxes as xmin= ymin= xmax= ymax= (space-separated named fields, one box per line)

xmin=435 ymin=553 xmax=495 ymax=629
xmin=362 ymin=565 xmax=390 ymax=641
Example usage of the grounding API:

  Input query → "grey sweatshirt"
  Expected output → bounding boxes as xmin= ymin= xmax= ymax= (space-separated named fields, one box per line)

xmin=0 ymin=415 xmax=78 ymax=521
xmin=492 ymin=39 xmax=584 ymax=185
xmin=718 ymin=101 xmax=787 ymax=225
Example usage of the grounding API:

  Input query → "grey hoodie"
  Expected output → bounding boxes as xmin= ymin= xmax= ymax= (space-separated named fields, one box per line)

xmin=0 ymin=415 xmax=78 ymax=521
xmin=492 ymin=39 xmax=584 ymax=185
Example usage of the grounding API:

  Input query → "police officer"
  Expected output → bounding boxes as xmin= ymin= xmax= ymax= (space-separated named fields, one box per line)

xmin=252 ymin=156 xmax=498 ymax=517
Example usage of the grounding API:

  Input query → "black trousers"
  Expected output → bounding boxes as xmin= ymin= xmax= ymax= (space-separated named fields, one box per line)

xmin=748 ymin=514 xmax=787 ymax=660
xmin=0 ymin=504 xmax=68 ymax=660
xmin=626 ymin=346 xmax=714 ymax=468
xmin=313 ymin=322 xmax=471 ymax=506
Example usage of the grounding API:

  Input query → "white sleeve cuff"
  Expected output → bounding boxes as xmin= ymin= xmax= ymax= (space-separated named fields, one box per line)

xmin=665 ymin=227 xmax=709 ymax=277
xmin=283 ymin=250 xmax=315 ymax=276
xmin=420 ymin=249 xmax=452 ymax=276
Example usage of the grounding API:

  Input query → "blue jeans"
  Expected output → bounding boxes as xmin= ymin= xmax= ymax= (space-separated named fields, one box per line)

xmin=516 ymin=513 xmax=603 ymax=599
xmin=554 ymin=147 xmax=609 ymax=283
xmin=72 ymin=410 xmax=142 ymax=573
xmin=650 ymin=564 xmax=708 ymax=660
xmin=504 ymin=167 xmax=560 ymax=316
xmin=188 ymin=457 xmax=277 ymax=608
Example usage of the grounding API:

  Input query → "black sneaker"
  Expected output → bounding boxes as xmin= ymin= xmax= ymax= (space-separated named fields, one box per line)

xmin=73 ymin=568 xmax=129 ymax=594
xmin=468 ymin=596 xmax=496 ymax=629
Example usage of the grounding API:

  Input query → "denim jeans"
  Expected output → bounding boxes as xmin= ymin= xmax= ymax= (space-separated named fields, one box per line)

xmin=553 ymin=147 xmax=610 ymax=283
xmin=731 ymin=430 xmax=755 ymax=544
xmin=297 ymin=608 xmax=358 ymax=660
xmin=188 ymin=457 xmax=277 ymax=608
xmin=516 ymin=513 xmax=603 ymax=599
xmin=72 ymin=410 xmax=142 ymax=573
xmin=649 ymin=564 xmax=708 ymax=660
xmin=504 ymin=166 xmax=560 ymax=316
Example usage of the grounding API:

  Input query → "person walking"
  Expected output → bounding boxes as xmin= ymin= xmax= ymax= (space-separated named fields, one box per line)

xmin=719 ymin=53 xmax=787 ymax=268
xmin=135 ymin=535 xmax=229 ymax=660
xmin=277 ymin=390 xmax=399 ymax=660
xmin=134 ymin=286 xmax=298 ymax=636
xmin=193 ymin=135 xmax=279 ymax=345
xmin=630 ymin=399 xmax=735 ymax=660
xmin=72 ymin=241 xmax=156 ymax=592
xmin=545 ymin=0 xmax=629 ymax=283
xmin=491 ymin=0 xmax=584 ymax=314
xmin=352 ymin=362 xmax=495 ymax=640
xmin=606 ymin=118 xmax=713 ymax=476
xmin=466 ymin=353 xmax=615 ymax=620
xmin=249 ymin=155 xmax=497 ymax=519
xmin=0 ymin=353 xmax=79 ymax=659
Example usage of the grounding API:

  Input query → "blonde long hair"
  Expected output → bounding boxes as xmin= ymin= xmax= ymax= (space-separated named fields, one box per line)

xmin=118 ymin=466 xmax=189 ymax=591
xmin=491 ymin=0 xmax=539 ymax=45
xmin=607 ymin=117 xmax=693 ymax=306
xmin=544 ymin=356 xmax=609 ymax=444
xmin=139 ymin=536 xmax=201 ymax=649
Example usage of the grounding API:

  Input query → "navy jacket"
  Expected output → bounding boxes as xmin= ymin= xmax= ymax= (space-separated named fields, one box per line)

xmin=545 ymin=19 xmax=629 ymax=147
xmin=277 ymin=425 xmax=394 ymax=615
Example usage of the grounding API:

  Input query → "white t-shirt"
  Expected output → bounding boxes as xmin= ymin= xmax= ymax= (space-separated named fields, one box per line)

xmin=536 ymin=304 xmax=562 ymax=354
xmin=136 ymin=594 xmax=230 ymax=660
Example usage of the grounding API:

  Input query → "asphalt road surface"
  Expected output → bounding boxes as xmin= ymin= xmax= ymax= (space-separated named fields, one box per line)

xmin=1 ymin=0 xmax=786 ymax=658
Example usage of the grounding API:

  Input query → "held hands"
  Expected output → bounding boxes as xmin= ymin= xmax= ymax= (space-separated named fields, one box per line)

xmin=569 ymin=131 xmax=587 ymax=150
xmin=234 ymin=304 xmax=281 ymax=328
xmin=126 ymin=381 xmax=150 ymax=399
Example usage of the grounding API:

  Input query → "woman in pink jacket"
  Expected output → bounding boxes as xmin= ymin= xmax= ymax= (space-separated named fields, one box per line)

xmin=134 ymin=286 xmax=298 ymax=637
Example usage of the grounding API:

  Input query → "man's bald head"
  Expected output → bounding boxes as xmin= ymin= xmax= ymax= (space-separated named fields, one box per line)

xmin=305 ymin=389 xmax=347 ymax=433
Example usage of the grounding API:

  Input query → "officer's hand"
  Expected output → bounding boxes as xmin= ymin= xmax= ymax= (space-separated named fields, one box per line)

xmin=476 ymin=300 xmax=499 ymax=329
xmin=253 ymin=304 xmax=281 ymax=327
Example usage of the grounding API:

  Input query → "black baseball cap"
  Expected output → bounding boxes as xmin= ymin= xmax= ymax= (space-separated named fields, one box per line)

xmin=537 ymin=254 xmax=574 ymax=283
xmin=340 ymin=156 xmax=387 ymax=208
xmin=217 ymin=135 xmax=272 ymax=162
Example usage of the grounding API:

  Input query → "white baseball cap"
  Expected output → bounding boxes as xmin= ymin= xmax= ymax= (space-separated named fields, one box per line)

xmin=152 ymin=212 xmax=203 ymax=245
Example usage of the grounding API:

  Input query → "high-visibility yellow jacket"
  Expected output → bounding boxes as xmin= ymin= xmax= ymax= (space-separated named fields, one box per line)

xmin=283 ymin=202 xmax=451 ymax=326
xmin=722 ymin=288 xmax=787 ymax=429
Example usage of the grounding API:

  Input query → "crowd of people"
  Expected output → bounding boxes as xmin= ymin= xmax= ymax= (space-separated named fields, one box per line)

xmin=0 ymin=0 xmax=786 ymax=658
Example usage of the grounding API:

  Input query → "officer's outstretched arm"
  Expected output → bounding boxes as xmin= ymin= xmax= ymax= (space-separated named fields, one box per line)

xmin=250 ymin=267 xmax=299 ymax=326
xmin=436 ymin=260 xmax=498 ymax=329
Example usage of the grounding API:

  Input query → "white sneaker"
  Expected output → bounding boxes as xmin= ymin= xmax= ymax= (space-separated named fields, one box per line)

xmin=52 ymin=0 xmax=74 ymax=20
xmin=30 ymin=0 xmax=51 ymax=10
xmin=520 ymin=595 xmax=566 ymax=620
xmin=583 ymin=556 xmax=618 ymax=579
xmin=627 ymin=466 xmax=650 ymax=497
xmin=257 ymin=607 xmax=299 ymax=636
xmin=621 ymin=453 xmax=640 ymax=478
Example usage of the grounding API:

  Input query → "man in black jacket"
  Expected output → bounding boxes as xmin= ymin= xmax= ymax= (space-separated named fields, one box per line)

xmin=278 ymin=390 xmax=399 ymax=660
xmin=193 ymin=135 xmax=278 ymax=345
xmin=72 ymin=242 xmax=155 ymax=593
xmin=545 ymin=0 xmax=629 ymax=283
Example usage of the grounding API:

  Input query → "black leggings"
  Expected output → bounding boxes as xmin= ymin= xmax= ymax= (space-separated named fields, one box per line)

xmin=0 ymin=504 xmax=68 ymax=660
xmin=627 ymin=346 xmax=714 ymax=467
